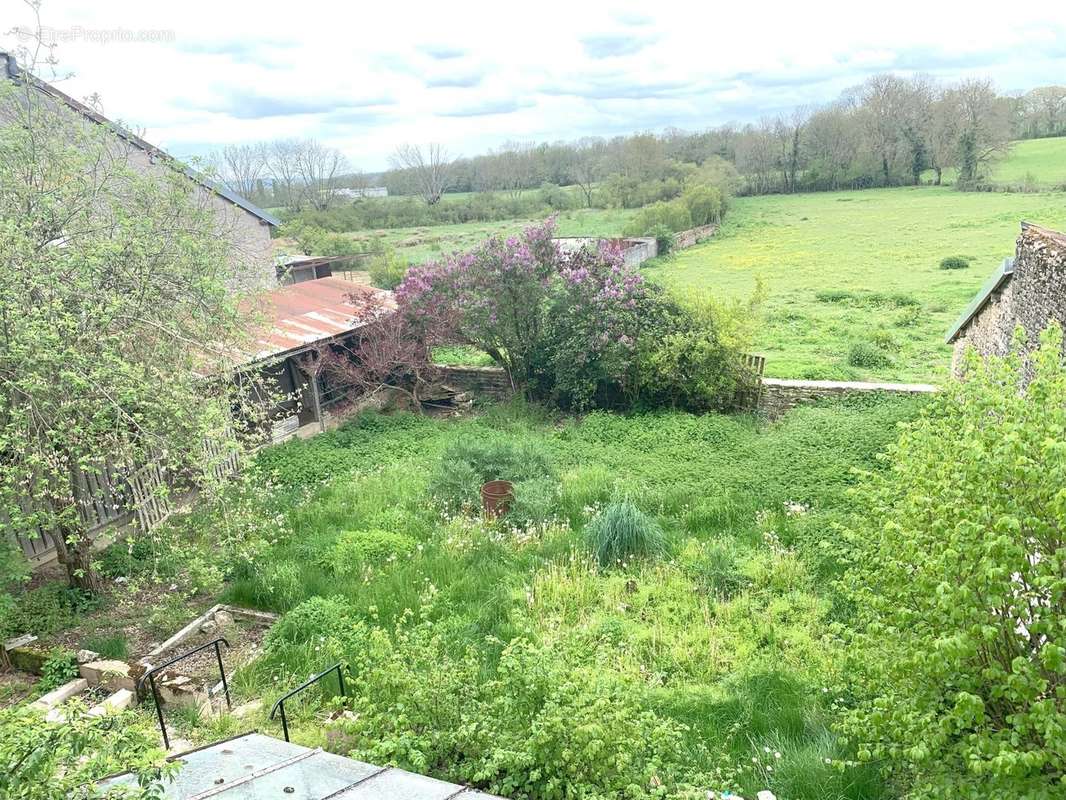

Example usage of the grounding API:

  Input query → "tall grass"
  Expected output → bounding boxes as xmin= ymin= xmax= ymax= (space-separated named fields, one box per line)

xmin=205 ymin=397 xmax=930 ymax=799
xmin=584 ymin=498 xmax=665 ymax=567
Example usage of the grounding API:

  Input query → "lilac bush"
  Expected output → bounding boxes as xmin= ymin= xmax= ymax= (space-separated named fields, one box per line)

xmin=397 ymin=219 xmax=748 ymax=410
xmin=396 ymin=219 xmax=560 ymax=388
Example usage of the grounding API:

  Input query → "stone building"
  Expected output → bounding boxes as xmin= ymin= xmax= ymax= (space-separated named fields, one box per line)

xmin=0 ymin=51 xmax=280 ymax=290
xmin=946 ymin=222 xmax=1066 ymax=373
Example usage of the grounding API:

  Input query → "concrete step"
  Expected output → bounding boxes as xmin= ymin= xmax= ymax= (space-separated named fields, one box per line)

xmin=87 ymin=688 xmax=134 ymax=717
xmin=30 ymin=678 xmax=89 ymax=713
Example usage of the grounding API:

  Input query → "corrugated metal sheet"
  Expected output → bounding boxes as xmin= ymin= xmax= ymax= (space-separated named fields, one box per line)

xmin=99 ymin=732 xmax=505 ymax=799
xmin=241 ymin=277 xmax=394 ymax=364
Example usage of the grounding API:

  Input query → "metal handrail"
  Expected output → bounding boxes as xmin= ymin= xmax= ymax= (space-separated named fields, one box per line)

xmin=137 ymin=637 xmax=231 ymax=749
xmin=269 ymin=663 xmax=346 ymax=742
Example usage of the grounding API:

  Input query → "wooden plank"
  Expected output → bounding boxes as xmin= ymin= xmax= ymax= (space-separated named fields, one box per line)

xmin=4 ymin=633 xmax=37 ymax=651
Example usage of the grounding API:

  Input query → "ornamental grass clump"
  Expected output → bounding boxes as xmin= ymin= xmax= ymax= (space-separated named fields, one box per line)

xmin=584 ymin=498 xmax=665 ymax=568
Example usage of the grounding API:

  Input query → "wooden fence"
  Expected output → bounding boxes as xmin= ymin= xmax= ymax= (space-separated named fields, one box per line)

xmin=735 ymin=353 xmax=767 ymax=409
xmin=6 ymin=433 xmax=241 ymax=566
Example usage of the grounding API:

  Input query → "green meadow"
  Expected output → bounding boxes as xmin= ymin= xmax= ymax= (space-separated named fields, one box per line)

xmin=647 ymin=185 xmax=1066 ymax=381
xmin=344 ymin=207 xmax=634 ymax=266
xmin=929 ymin=136 xmax=1066 ymax=187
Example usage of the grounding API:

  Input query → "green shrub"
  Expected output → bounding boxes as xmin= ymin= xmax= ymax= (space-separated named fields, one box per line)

xmin=680 ymin=539 xmax=750 ymax=599
xmin=427 ymin=435 xmax=554 ymax=512
xmin=331 ymin=631 xmax=701 ymax=799
xmin=892 ymin=305 xmax=923 ymax=328
xmin=508 ymin=476 xmax=560 ymax=527
xmin=680 ymin=184 xmax=724 ymax=227
xmin=623 ymin=199 xmax=692 ymax=238
xmin=426 ymin=457 xmax=481 ymax=512
xmin=846 ymin=340 xmax=892 ymax=369
xmin=537 ymin=182 xmax=575 ymax=211
xmin=368 ymin=245 xmax=408 ymax=289
xmin=584 ymin=498 xmax=665 ymax=568
xmin=0 ymin=583 xmax=99 ymax=639
xmin=84 ymin=634 xmax=128 ymax=660
xmin=322 ymin=529 xmax=418 ymax=575
xmin=97 ymin=536 xmax=157 ymax=578
xmin=264 ymin=596 xmax=362 ymax=648
xmin=840 ymin=325 xmax=1066 ymax=797
xmin=866 ymin=291 xmax=920 ymax=308
xmin=647 ymin=222 xmax=675 ymax=256
xmin=259 ymin=596 xmax=371 ymax=675
xmin=815 ymin=289 xmax=855 ymax=303
xmin=938 ymin=255 xmax=970 ymax=270
xmin=36 ymin=648 xmax=78 ymax=693
xmin=867 ymin=329 xmax=899 ymax=352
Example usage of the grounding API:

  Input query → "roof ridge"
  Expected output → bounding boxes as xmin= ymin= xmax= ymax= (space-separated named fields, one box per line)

xmin=2 ymin=53 xmax=280 ymax=227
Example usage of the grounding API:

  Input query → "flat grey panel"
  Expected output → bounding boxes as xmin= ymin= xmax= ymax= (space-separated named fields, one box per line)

xmin=97 ymin=733 xmax=507 ymax=799
xmin=98 ymin=734 xmax=304 ymax=797
xmin=203 ymin=752 xmax=381 ymax=799
xmin=336 ymin=768 xmax=459 ymax=800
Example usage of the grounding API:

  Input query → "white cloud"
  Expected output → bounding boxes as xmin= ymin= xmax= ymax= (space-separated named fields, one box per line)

xmin=4 ymin=0 xmax=1066 ymax=169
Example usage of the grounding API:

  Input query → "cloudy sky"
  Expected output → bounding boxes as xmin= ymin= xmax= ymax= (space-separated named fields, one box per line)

xmin=4 ymin=0 xmax=1066 ymax=171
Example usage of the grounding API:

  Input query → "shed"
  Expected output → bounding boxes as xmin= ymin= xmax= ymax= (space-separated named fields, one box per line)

xmin=240 ymin=277 xmax=395 ymax=440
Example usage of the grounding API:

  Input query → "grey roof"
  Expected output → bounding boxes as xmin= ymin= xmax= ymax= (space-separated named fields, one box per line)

xmin=945 ymin=257 xmax=1015 ymax=344
xmin=0 ymin=51 xmax=280 ymax=227
xmin=99 ymin=732 xmax=504 ymax=799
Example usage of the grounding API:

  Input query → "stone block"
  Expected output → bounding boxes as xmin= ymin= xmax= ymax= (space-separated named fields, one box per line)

xmin=30 ymin=678 xmax=88 ymax=711
xmin=231 ymin=699 xmax=263 ymax=719
xmin=88 ymin=688 xmax=134 ymax=717
xmin=80 ymin=659 xmax=136 ymax=691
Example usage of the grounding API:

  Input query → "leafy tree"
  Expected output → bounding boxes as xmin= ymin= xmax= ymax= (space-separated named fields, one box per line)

xmin=0 ymin=704 xmax=172 ymax=799
xmin=635 ymin=288 xmax=763 ymax=412
xmin=540 ymin=242 xmax=662 ymax=408
xmin=397 ymin=220 xmax=659 ymax=409
xmin=279 ymin=220 xmax=363 ymax=257
xmin=680 ymin=184 xmax=724 ymax=227
xmin=397 ymin=219 xmax=750 ymax=412
xmin=0 ymin=61 xmax=265 ymax=592
xmin=367 ymin=245 xmax=408 ymax=289
xmin=397 ymin=220 xmax=561 ymax=390
xmin=840 ymin=325 xmax=1066 ymax=798
xmin=623 ymin=200 xmax=692 ymax=237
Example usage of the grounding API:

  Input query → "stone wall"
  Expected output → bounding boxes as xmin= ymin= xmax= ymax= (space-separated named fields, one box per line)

xmin=952 ymin=224 xmax=1066 ymax=374
xmin=673 ymin=223 xmax=718 ymax=250
xmin=440 ymin=366 xmax=514 ymax=400
xmin=437 ymin=367 xmax=937 ymax=417
xmin=553 ymin=237 xmax=658 ymax=268
xmin=619 ymin=237 xmax=657 ymax=267
xmin=758 ymin=378 xmax=938 ymax=419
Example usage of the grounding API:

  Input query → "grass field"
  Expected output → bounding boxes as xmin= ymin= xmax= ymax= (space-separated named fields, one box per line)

xmin=927 ymin=136 xmax=1066 ymax=187
xmin=343 ymin=207 xmax=634 ymax=266
xmin=991 ymin=137 xmax=1066 ymax=185
xmin=645 ymin=185 xmax=1066 ymax=381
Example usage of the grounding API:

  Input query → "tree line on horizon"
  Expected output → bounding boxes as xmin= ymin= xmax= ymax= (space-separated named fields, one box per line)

xmin=217 ymin=76 xmax=1066 ymax=214
xmin=382 ymin=76 xmax=1062 ymax=200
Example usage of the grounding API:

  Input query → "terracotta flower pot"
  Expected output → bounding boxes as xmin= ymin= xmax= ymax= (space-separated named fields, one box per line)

xmin=480 ymin=480 xmax=514 ymax=518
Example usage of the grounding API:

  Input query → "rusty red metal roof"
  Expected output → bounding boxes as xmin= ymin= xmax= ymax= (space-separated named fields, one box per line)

xmin=241 ymin=277 xmax=394 ymax=364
